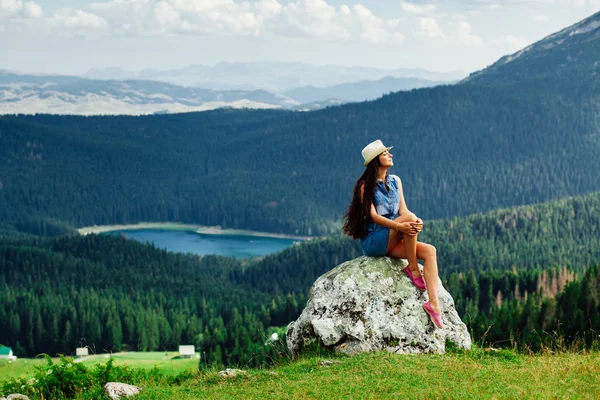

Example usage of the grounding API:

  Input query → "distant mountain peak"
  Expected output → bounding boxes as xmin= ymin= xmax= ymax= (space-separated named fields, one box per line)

xmin=464 ymin=11 xmax=600 ymax=84
xmin=566 ymin=12 xmax=600 ymax=36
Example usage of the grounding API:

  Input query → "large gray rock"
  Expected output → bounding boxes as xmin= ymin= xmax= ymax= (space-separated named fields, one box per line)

xmin=286 ymin=256 xmax=471 ymax=356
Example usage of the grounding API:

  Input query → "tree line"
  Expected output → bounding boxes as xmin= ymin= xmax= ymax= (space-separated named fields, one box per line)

xmin=1 ymin=190 xmax=599 ymax=363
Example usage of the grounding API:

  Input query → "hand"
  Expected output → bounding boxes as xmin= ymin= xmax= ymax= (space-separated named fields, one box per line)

xmin=397 ymin=221 xmax=420 ymax=236
xmin=412 ymin=218 xmax=424 ymax=232
xmin=409 ymin=220 xmax=423 ymax=235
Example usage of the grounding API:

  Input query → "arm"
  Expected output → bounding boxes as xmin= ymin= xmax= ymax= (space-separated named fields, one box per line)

xmin=394 ymin=176 xmax=422 ymax=229
xmin=394 ymin=175 xmax=411 ymax=217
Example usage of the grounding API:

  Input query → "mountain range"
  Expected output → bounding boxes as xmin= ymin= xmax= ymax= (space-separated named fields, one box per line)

xmin=83 ymin=62 xmax=465 ymax=92
xmin=0 ymin=69 xmax=449 ymax=115
xmin=283 ymin=76 xmax=446 ymax=104
xmin=0 ymin=73 xmax=293 ymax=115
xmin=2 ymin=11 xmax=600 ymax=237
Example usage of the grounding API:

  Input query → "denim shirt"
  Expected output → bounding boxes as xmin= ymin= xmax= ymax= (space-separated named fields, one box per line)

xmin=367 ymin=174 xmax=400 ymax=234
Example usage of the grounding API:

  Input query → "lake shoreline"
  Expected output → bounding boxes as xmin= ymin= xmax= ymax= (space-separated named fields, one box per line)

xmin=77 ymin=222 xmax=314 ymax=241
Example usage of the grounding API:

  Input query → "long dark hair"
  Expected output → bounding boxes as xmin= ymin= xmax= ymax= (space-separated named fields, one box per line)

xmin=342 ymin=156 xmax=389 ymax=239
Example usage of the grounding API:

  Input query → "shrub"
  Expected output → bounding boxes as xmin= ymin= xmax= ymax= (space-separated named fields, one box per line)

xmin=1 ymin=355 xmax=170 ymax=399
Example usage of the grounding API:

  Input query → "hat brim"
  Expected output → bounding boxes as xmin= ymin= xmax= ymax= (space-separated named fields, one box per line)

xmin=363 ymin=146 xmax=393 ymax=166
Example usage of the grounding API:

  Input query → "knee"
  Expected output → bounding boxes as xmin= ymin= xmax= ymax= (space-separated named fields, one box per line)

xmin=406 ymin=212 xmax=418 ymax=221
xmin=423 ymin=244 xmax=437 ymax=259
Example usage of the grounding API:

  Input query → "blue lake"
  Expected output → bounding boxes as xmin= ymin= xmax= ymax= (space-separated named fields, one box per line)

xmin=103 ymin=229 xmax=301 ymax=258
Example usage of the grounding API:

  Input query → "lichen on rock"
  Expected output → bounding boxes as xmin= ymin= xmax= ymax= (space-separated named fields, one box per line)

xmin=286 ymin=256 xmax=471 ymax=356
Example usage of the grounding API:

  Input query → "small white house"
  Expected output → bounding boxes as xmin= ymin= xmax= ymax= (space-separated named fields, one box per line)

xmin=178 ymin=345 xmax=195 ymax=358
xmin=0 ymin=347 xmax=17 ymax=361
xmin=76 ymin=347 xmax=89 ymax=357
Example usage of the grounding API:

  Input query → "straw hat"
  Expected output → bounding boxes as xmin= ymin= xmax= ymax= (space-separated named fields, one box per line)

xmin=361 ymin=139 xmax=393 ymax=166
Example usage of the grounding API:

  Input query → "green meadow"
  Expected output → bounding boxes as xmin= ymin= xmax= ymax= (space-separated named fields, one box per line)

xmin=0 ymin=352 xmax=199 ymax=382
xmin=124 ymin=351 xmax=600 ymax=399
xmin=2 ymin=349 xmax=599 ymax=399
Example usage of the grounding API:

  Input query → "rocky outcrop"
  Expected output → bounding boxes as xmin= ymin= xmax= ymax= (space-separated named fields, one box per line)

xmin=286 ymin=256 xmax=471 ymax=356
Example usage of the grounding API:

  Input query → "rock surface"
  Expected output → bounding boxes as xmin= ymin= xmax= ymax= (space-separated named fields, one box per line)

xmin=104 ymin=382 xmax=141 ymax=400
xmin=286 ymin=256 xmax=471 ymax=356
xmin=319 ymin=359 xmax=340 ymax=367
xmin=1 ymin=395 xmax=30 ymax=400
xmin=218 ymin=368 xmax=247 ymax=378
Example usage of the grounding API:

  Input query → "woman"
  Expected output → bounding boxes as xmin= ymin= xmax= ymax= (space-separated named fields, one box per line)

xmin=342 ymin=139 xmax=443 ymax=328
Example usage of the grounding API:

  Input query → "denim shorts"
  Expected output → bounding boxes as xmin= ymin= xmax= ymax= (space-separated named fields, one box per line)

xmin=360 ymin=228 xmax=403 ymax=257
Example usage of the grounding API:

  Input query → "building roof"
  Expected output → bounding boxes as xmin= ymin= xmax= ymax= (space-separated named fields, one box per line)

xmin=0 ymin=347 xmax=12 ymax=355
xmin=179 ymin=345 xmax=195 ymax=354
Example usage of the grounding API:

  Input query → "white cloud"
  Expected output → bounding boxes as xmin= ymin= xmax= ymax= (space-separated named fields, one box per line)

xmin=0 ymin=0 xmax=42 ymax=18
xmin=153 ymin=1 xmax=182 ymax=32
xmin=267 ymin=0 xmax=350 ymax=39
xmin=401 ymin=1 xmax=436 ymax=14
xmin=455 ymin=20 xmax=483 ymax=46
xmin=417 ymin=17 xmax=444 ymax=38
xmin=0 ymin=0 xmax=22 ymax=16
xmin=23 ymin=1 xmax=41 ymax=17
xmin=50 ymin=9 xmax=108 ymax=29
xmin=270 ymin=0 xmax=404 ymax=43
xmin=414 ymin=17 xmax=484 ymax=47
xmin=90 ymin=0 xmax=267 ymax=36
xmin=258 ymin=0 xmax=282 ymax=19
xmin=351 ymin=4 xmax=404 ymax=43
xmin=0 ymin=23 xmax=4 ymax=31
xmin=507 ymin=0 xmax=555 ymax=3
xmin=533 ymin=14 xmax=549 ymax=21
xmin=81 ymin=0 xmax=404 ymax=43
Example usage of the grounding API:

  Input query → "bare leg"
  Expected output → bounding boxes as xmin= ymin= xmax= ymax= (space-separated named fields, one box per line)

xmin=402 ymin=233 xmax=419 ymax=278
xmin=387 ymin=240 xmax=441 ymax=314
xmin=420 ymin=244 xmax=440 ymax=313
xmin=386 ymin=213 xmax=419 ymax=278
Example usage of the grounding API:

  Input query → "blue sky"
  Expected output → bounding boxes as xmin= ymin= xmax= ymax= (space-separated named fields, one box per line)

xmin=1 ymin=0 xmax=599 ymax=75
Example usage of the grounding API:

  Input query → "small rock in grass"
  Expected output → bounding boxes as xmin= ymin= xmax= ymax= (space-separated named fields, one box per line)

xmin=319 ymin=359 xmax=340 ymax=367
xmin=6 ymin=395 xmax=30 ymax=400
xmin=104 ymin=382 xmax=141 ymax=399
xmin=268 ymin=371 xmax=279 ymax=376
xmin=218 ymin=368 xmax=247 ymax=378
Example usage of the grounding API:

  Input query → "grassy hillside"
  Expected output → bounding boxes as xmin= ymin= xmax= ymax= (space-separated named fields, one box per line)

xmin=2 ymin=349 xmax=599 ymax=399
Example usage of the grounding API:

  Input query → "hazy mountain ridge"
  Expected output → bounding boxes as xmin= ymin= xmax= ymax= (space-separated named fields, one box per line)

xmin=283 ymin=76 xmax=449 ymax=103
xmin=0 ymin=73 xmax=294 ymax=115
xmin=0 ymin=71 xmax=449 ymax=115
xmin=84 ymin=61 xmax=466 ymax=92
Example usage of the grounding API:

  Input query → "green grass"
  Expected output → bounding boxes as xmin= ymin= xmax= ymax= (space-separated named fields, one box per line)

xmin=4 ymin=349 xmax=599 ymax=399
xmin=134 ymin=350 xmax=600 ymax=399
xmin=0 ymin=352 xmax=198 ymax=382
